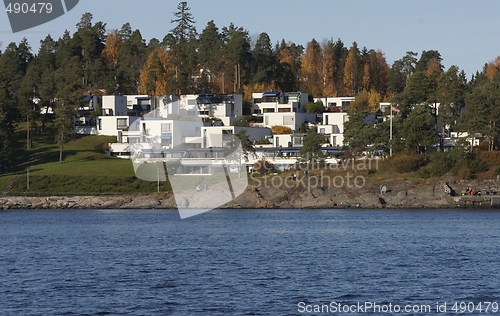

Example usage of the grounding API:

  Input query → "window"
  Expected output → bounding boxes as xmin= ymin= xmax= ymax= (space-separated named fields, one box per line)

xmin=161 ymin=123 xmax=172 ymax=133
xmin=117 ymin=118 xmax=127 ymax=130
xmin=278 ymin=108 xmax=291 ymax=112
xmin=319 ymin=128 xmax=325 ymax=134
xmin=98 ymin=119 xmax=102 ymax=130
xmin=263 ymin=108 xmax=275 ymax=113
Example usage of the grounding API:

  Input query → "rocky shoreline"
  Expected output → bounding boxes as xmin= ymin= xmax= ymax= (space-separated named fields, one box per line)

xmin=2 ymin=177 xmax=500 ymax=210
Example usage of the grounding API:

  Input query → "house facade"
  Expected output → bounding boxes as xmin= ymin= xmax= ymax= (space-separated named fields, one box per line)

xmin=252 ymin=92 xmax=308 ymax=114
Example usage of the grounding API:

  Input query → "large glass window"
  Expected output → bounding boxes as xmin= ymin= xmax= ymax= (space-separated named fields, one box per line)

xmin=116 ymin=118 xmax=127 ymax=130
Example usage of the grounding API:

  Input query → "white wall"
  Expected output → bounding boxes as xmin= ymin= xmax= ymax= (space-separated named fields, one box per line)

xmin=252 ymin=92 xmax=308 ymax=114
xmin=97 ymin=116 xmax=139 ymax=136
xmin=314 ymin=96 xmax=354 ymax=112
xmin=102 ymin=96 xmax=128 ymax=116
xmin=264 ymin=112 xmax=316 ymax=131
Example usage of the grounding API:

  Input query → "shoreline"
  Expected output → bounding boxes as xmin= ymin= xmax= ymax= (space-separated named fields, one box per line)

xmin=2 ymin=178 xmax=500 ymax=210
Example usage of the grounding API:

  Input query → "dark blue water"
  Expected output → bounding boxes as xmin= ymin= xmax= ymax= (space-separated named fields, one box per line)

xmin=0 ymin=209 xmax=499 ymax=315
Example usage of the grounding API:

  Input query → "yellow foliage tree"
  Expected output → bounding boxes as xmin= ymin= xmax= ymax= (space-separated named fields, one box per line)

xmin=271 ymin=125 xmax=293 ymax=134
xmin=243 ymin=82 xmax=276 ymax=105
xmin=101 ymin=30 xmax=122 ymax=68
xmin=350 ymin=90 xmax=369 ymax=113
xmin=321 ymin=42 xmax=336 ymax=96
xmin=485 ymin=56 xmax=500 ymax=81
xmin=299 ymin=39 xmax=322 ymax=96
xmin=139 ymin=49 xmax=171 ymax=95
xmin=367 ymin=90 xmax=381 ymax=113
xmin=343 ymin=46 xmax=359 ymax=96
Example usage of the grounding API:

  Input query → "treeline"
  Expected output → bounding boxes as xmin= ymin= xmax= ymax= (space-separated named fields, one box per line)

xmin=1 ymin=1 xmax=500 ymax=165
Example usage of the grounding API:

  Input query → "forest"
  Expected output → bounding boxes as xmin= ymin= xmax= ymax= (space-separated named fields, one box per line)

xmin=1 ymin=1 xmax=500 ymax=173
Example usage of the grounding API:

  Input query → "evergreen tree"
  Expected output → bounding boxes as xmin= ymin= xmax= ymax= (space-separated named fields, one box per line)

xmin=198 ymin=20 xmax=223 ymax=92
xmin=300 ymin=126 xmax=325 ymax=165
xmin=168 ymin=1 xmax=198 ymax=94
xmin=252 ymin=32 xmax=277 ymax=85
xmin=0 ymin=83 xmax=17 ymax=162
xmin=53 ymin=58 xmax=83 ymax=163
xmin=400 ymin=104 xmax=439 ymax=152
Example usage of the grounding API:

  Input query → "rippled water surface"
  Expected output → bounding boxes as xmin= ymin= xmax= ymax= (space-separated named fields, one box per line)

xmin=0 ymin=209 xmax=499 ymax=315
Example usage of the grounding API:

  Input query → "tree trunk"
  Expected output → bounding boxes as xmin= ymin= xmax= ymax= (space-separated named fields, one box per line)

xmin=59 ymin=133 xmax=64 ymax=163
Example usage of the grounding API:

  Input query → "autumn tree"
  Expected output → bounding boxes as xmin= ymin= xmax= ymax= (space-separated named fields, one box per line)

xmin=139 ymin=49 xmax=172 ymax=96
xmin=321 ymin=39 xmax=337 ymax=96
xmin=275 ymin=40 xmax=303 ymax=92
xmin=484 ymin=56 xmax=500 ymax=81
xmin=350 ymin=90 xmax=369 ymax=113
xmin=343 ymin=42 xmax=361 ymax=96
xmin=299 ymin=39 xmax=322 ymax=96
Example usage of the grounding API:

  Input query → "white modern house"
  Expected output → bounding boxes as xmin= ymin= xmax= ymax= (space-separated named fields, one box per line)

xmin=202 ymin=126 xmax=271 ymax=148
xmin=319 ymin=112 xmax=349 ymax=146
xmin=273 ymin=134 xmax=305 ymax=148
xmin=313 ymin=96 xmax=354 ymax=112
xmin=252 ymin=91 xmax=308 ymax=114
xmin=174 ymin=94 xmax=243 ymax=126
xmin=263 ymin=112 xmax=317 ymax=131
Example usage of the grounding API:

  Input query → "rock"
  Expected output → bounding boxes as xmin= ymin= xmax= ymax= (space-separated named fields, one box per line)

xmin=356 ymin=193 xmax=383 ymax=208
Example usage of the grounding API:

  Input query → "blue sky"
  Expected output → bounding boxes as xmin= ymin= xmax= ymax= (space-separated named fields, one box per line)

xmin=1 ymin=0 xmax=499 ymax=78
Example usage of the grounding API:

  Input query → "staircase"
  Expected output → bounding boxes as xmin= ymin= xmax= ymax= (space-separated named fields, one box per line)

xmin=2 ymin=175 xmax=19 ymax=196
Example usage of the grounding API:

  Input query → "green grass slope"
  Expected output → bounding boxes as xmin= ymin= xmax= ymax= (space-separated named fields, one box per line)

xmin=1 ymin=124 xmax=171 ymax=196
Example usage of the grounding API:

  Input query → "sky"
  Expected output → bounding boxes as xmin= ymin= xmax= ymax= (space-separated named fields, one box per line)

xmin=1 ymin=0 xmax=499 ymax=78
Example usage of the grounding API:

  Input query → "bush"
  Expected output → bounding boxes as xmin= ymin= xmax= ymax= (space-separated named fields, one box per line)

xmin=457 ymin=167 xmax=473 ymax=180
xmin=253 ymin=159 xmax=274 ymax=174
xmin=428 ymin=151 xmax=453 ymax=177
xmin=389 ymin=155 xmax=429 ymax=173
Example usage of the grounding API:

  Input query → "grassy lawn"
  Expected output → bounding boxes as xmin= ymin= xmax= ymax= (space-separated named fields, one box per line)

xmin=1 ymin=124 xmax=171 ymax=196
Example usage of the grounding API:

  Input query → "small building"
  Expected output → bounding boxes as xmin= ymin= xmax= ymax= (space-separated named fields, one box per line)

xmin=320 ymin=112 xmax=349 ymax=146
xmin=314 ymin=96 xmax=354 ymax=112
xmin=252 ymin=91 xmax=308 ymax=114
xmin=263 ymin=112 xmax=317 ymax=132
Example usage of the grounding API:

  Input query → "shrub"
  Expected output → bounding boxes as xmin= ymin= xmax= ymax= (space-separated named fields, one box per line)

xmin=389 ymin=155 xmax=429 ymax=173
xmin=457 ymin=167 xmax=472 ymax=180
xmin=271 ymin=125 xmax=293 ymax=135
xmin=428 ymin=151 xmax=453 ymax=177
xmin=253 ymin=159 xmax=274 ymax=174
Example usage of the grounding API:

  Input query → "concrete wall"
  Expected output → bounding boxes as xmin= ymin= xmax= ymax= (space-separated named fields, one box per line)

xmin=97 ymin=116 xmax=139 ymax=136
xmin=263 ymin=112 xmax=316 ymax=131
xmin=102 ymin=96 xmax=128 ymax=116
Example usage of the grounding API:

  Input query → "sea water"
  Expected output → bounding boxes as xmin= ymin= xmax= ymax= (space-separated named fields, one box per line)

xmin=0 ymin=209 xmax=499 ymax=315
